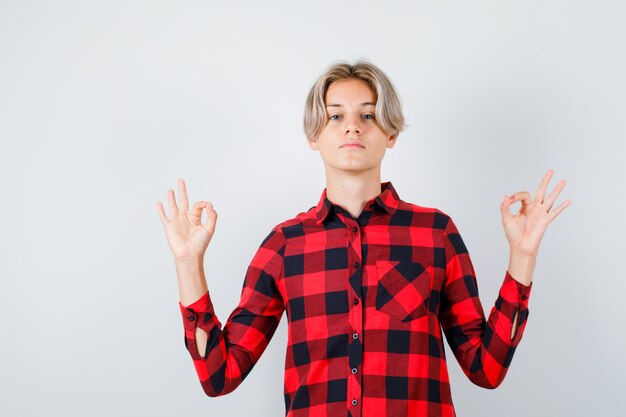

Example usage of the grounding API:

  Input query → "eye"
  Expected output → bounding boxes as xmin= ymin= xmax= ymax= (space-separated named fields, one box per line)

xmin=328 ymin=114 xmax=375 ymax=121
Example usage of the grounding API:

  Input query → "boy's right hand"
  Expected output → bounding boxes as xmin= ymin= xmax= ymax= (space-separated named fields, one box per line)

xmin=156 ymin=179 xmax=218 ymax=262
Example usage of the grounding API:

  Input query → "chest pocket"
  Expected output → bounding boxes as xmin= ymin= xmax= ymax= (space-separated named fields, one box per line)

xmin=375 ymin=260 xmax=432 ymax=322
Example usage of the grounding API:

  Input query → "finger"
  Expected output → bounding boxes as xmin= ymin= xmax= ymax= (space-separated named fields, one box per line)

xmin=178 ymin=178 xmax=189 ymax=213
xmin=510 ymin=191 xmax=532 ymax=206
xmin=203 ymin=203 xmax=217 ymax=228
xmin=543 ymin=179 xmax=566 ymax=211
xmin=190 ymin=201 xmax=206 ymax=220
xmin=156 ymin=201 xmax=170 ymax=224
xmin=167 ymin=189 xmax=179 ymax=215
xmin=534 ymin=169 xmax=554 ymax=203
xmin=547 ymin=199 xmax=572 ymax=223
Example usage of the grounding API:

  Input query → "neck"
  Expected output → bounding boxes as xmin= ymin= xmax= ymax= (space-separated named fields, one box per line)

xmin=324 ymin=167 xmax=383 ymax=219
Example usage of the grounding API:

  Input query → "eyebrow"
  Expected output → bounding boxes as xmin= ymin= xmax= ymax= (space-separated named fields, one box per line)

xmin=325 ymin=102 xmax=376 ymax=108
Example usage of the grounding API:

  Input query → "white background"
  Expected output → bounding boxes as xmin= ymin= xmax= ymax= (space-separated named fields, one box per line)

xmin=1 ymin=1 xmax=624 ymax=416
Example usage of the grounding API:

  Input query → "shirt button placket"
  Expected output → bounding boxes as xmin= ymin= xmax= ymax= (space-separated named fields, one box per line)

xmin=346 ymin=222 xmax=363 ymax=415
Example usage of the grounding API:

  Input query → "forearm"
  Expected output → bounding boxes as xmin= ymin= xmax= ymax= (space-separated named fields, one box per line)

xmin=442 ymin=216 xmax=534 ymax=388
xmin=176 ymin=257 xmax=208 ymax=305
xmin=175 ymin=230 xmax=286 ymax=397
xmin=451 ymin=271 xmax=532 ymax=388
xmin=507 ymin=249 xmax=535 ymax=339
xmin=176 ymin=257 xmax=209 ymax=357
xmin=507 ymin=249 xmax=537 ymax=287
xmin=176 ymin=258 xmax=252 ymax=396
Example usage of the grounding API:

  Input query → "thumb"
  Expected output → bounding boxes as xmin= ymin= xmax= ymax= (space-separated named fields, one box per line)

xmin=203 ymin=202 xmax=218 ymax=227
xmin=500 ymin=194 xmax=514 ymax=226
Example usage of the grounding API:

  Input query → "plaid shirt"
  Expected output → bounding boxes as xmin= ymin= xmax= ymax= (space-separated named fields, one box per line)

xmin=179 ymin=181 xmax=532 ymax=417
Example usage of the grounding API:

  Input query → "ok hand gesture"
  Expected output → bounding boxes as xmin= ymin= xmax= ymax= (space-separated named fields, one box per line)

xmin=500 ymin=169 xmax=572 ymax=258
xmin=156 ymin=179 xmax=218 ymax=261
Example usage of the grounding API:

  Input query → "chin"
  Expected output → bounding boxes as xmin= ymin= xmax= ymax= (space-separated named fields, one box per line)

xmin=334 ymin=163 xmax=372 ymax=173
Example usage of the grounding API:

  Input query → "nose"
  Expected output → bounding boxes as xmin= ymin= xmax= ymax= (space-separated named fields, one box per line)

xmin=344 ymin=114 xmax=361 ymax=135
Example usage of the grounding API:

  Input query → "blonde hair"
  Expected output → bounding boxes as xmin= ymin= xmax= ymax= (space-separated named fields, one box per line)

xmin=303 ymin=59 xmax=408 ymax=142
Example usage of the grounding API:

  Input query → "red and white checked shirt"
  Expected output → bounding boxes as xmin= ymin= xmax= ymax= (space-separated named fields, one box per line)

xmin=179 ymin=181 xmax=532 ymax=417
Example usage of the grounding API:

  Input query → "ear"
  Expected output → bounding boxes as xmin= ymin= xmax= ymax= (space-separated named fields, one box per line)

xmin=387 ymin=134 xmax=397 ymax=148
xmin=308 ymin=137 xmax=319 ymax=151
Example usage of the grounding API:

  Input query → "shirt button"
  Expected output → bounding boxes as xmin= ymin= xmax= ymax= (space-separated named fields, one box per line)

xmin=352 ymin=399 xmax=358 ymax=406
xmin=354 ymin=261 xmax=360 ymax=268
xmin=353 ymin=333 xmax=358 ymax=339
xmin=351 ymin=367 xmax=358 ymax=374
xmin=352 ymin=226 xmax=358 ymax=233
xmin=187 ymin=315 xmax=195 ymax=321
xmin=353 ymin=298 xmax=359 ymax=305
xmin=522 ymin=295 xmax=528 ymax=300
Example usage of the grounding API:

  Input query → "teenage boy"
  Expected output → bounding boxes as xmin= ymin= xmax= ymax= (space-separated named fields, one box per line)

xmin=157 ymin=60 xmax=570 ymax=417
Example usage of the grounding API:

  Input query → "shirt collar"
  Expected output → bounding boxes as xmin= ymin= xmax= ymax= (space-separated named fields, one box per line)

xmin=315 ymin=181 xmax=400 ymax=225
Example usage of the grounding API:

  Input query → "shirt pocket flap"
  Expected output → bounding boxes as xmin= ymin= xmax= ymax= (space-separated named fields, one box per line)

xmin=375 ymin=260 xmax=432 ymax=322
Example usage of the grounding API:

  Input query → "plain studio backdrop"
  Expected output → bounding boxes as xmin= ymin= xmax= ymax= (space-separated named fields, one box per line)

xmin=1 ymin=1 xmax=624 ymax=416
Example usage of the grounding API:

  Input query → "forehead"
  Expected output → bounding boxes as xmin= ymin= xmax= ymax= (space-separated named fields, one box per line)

xmin=325 ymin=78 xmax=376 ymax=105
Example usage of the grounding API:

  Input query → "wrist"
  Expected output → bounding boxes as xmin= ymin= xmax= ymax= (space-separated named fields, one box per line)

xmin=174 ymin=254 xmax=204 ymax=267
xmin=175 ymin=258 xmax=208 ymax=306
xmin=508 ymin=243 xmax=538 ymax=259
xmin=174 ymin=256 xmax=205 ymax=284
xmin=507 ymin=250 xmax=537 ymax=286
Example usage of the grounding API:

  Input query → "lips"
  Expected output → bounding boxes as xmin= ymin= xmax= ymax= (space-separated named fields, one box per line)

xmin=341 ymin=141 xmax=365 ymax=148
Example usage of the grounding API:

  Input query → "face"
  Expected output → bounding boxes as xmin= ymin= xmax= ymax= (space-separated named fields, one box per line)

xmin=308 ymin=78 xmax=397 ymax=175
